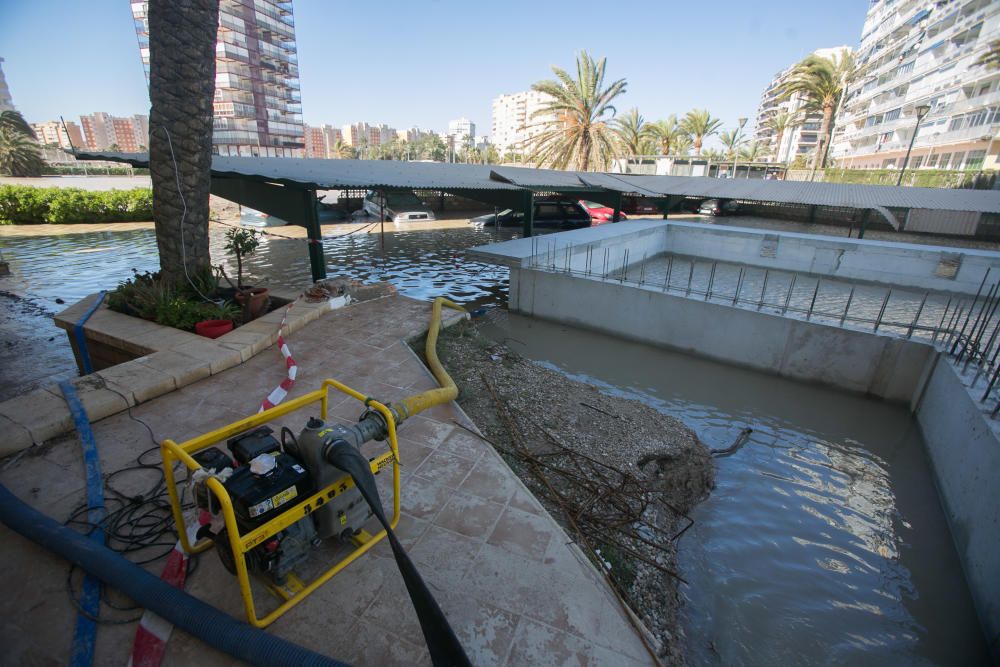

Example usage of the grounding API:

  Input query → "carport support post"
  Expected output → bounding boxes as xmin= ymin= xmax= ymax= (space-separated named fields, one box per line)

xmin=858 ymin=208 xmax=871 ymax=240
xmin=522 ymin=190 xmax=534 ymax=237
xmin=612 ymin=191 xmax=623 ymax=223
xmin=303 ymin=189 xmax=326 ymax=282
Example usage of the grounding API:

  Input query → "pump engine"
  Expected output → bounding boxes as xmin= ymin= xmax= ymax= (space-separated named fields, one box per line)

xmin=193 ymin=420 xmax=373 ymax=585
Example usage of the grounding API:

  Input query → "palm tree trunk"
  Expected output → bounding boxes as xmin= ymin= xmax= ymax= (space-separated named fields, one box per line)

xmin=148 ymin=0 xmax=219 ymax=287
xmin=694 ymin=136 xmax=703 ymax=155
xmin=810 ymin=103 xmax=834 ymax=180
xmin=774 ymin=129 xmax=785 ymax=162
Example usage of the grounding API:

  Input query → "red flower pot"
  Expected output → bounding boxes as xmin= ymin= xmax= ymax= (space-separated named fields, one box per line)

xmin=195 ymin=319 xmax=234 ymax=339
xmin=235 ymin=287 xmax=270 ymax=320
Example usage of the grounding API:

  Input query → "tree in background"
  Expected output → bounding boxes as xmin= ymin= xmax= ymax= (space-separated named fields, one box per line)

xmin=680 ymin=109 xmax=723 ymax=155
xmin=780 ymin=49 xmax=854 ymax=175
xmin=613 ymin=108 xmax=653 ymax=159
xmin=329 ymin=139 xmax=354 ymax=159
xmin=703 ymin=148 xmax=724 ymax=161
xmin=739 ymin=140 xmax=765 ymax=162
xmin=525 ymin=51 xmax=626 ymax=171
xmin=763 ymin=109 xmax=800 ymax=162
xmin=0 ymin=110 xmax=43 ymax=176
xmin=672 ymin=133 xmax=693 ymax=156
xmin=647 ymin=115 xmax=688 ymax=155
xmin=719 ymin=127 xmax=747 ymax=160
xmin=148 ymin=0 xmax=220 ymax=286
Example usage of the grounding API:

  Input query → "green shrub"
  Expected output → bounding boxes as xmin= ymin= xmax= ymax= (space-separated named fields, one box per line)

xmin=0 ymin=185 xmax=153 ymax=224
xmin=107 ymin=269 xmax=240 ymax=332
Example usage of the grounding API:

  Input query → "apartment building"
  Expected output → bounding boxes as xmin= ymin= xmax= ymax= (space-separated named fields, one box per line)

xmin=831 ymin=0 xmax=1000 ymax=171
xmin=303 ymin=123 xmax=343 ymax=158
xmin=30 ymin=120 xmax=85 ymax=150
xmin=491 ymin=90 xmax=555 ymax=156
xmin=447 ymin=117 xmax=475 ymax=149
xmin=340 ymin=122 xmax=396 ymax=148
xmin=753 ymin=47 xmax=852 ymax=163
xmin=131 ymin=0 xmax=305 ymax=157
xmin=79 ymin=112 xmax=149 ymax=152
xmin=0 ymin=57 xmax=13 ymax=112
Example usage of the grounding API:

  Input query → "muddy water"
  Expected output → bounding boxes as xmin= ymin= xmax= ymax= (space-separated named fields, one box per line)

xmin=478 ymin=312 xmax=990 ymax=666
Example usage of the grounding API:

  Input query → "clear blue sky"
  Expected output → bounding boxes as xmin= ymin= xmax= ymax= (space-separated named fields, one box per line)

xmin=1 ymin=0 xmax=870 ymax=147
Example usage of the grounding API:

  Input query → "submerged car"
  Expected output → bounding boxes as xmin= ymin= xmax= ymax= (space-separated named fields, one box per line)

xmin=622 ymin=196 xmax=660 ymax=215
xmin=578 ymin=200 xmax=627 ymax=224
xmin=240 ymin=207 xmax=286 ymax=227
xmin=697 ymin=198 xmax=740 ymax=216
xmin=470 ymin=199 xmax=592 ymax=229
xmin=361 ymin=190 xmax=436 ymax=222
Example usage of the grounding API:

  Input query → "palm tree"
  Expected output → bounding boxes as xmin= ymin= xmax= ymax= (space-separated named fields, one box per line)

xmin=0 ymin=126 xmax=44 ymax=176
xmin=613 ymin=108 xmax=650 ymax=159
xmin=0 ymin=110 xmax=42 ymax=176
xmin=703 ymin=148 xmax=724 ymax=161
xmin=330 ymin=139 xmax=354 ymax=159
xmin=739 ymin=140 xmax=765 ymax=162
xmin=975 ymin=39 xmax=1000 ymax=70
xmin=148 ymin=0 xmax=220 ymax=287
xmin=672 ymin=133 xmax=693 ymax=156
xmin=719 ymin=128 xmax=747 ymax=160
xmin=0 ymin=110 xmax=36 ymax=139
xmin=780 ymin=49 xmax=854 ymax=175
xmin=524 ymin=50 xmax=627 ymax=171
xmin=764 ymin=109 xmax=800 ymax=162
xmin=647 ymin=115 xmax=686 ymax=155
xmin=681 ymin=109 xmax=723 ymax=155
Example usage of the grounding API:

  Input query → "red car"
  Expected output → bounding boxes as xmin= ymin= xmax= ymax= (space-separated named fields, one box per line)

xmin=579 ymin=200 xmax=628 ymax=224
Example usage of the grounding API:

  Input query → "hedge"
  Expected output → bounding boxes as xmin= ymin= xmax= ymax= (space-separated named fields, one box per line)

xmin=0 ymin=185 xmax=153 ymax=224
xmin=822 ymin=168 xmax=996 ymax=189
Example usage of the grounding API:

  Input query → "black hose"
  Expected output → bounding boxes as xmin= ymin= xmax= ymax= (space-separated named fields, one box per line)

xmin=0 ymin=483 xmax=350 ymax=667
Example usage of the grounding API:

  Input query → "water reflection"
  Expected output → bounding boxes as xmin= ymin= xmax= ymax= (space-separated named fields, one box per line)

xmin=0 ymin=221 xmax=520 ymax=311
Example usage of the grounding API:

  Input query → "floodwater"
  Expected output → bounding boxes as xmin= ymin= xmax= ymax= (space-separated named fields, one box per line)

xmin=478 ymin=312 xmax=991 ymax=666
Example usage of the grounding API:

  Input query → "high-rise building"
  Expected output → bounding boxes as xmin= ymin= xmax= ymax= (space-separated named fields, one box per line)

xmin=491 ymin=90 xmax=555 ymax=156
xmin=831 ymin=0 xmax=1000 ymax=171
xmin=79 ymin=112 xmax=150 ymax=152
xmin=30 ymin=120 xmax=85 ymax=150
xmin=753 ymin=47 xmax=852 ymax=163
xmin=340 ymin=122 xmax=396 ymax=149
xmin=447 ymin=117 xmax=475 ymax=149
xmin=303 ymin=123 xmax=343 ymax=158
xmin=0 ymin=57 xmax=13 ymax=112
xmin=131 ymin=0 xmax=305 ymax=157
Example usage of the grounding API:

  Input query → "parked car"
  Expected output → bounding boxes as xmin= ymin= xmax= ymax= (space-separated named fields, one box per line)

xmin=622 ymin=196 xmax=660 ymax=215
xmin=697 ymin=198 xmax=740 ymax=216
xmin=578 ymin=200 xmax=627 ymax=224
xmin=360 ymin=190 xmax=435 ymax=222
xmin=470 ymin=198 xmax=592 ymax=229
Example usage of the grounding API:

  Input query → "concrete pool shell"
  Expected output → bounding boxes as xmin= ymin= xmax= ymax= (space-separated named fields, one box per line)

xmin=470 ymin=219 xmax=1000 ymax=660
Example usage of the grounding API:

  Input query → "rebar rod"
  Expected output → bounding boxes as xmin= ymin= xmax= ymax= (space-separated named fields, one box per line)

xmin=685 ymin=260 xmax=695 ymax=297
xmin=621 ymin=249 xmax=630 ymax=283
xmin=931 ymin=298 xmax=952 ymax=344
xmin=806 ymin=280 xmax=821 ymax=321
xmin=958 ymin=281 xmax=998 ymax=363
xmin=638 ymin=252 xmax=647 ymax=286
xmin=733 ymin=268 xmax=745 ymax=306
xmin=907 ymin=293 xmax=929 ymax=339
xmin=840 ymin=287 xmax=856 ymax=327
xmin=782 ymin=275 xmax=797 ymax=315
xmin=758 ymin=270 xmax=770 ymax=311
xmin=663 ymin=255 xmax=673 ymax=292
xmin=951 ymin=268 xmax=991 ymax=355
xmin=706 ymin=262 xmax=717 ymax=301
xmin=873 ymin=290 xmax=892 ymax=332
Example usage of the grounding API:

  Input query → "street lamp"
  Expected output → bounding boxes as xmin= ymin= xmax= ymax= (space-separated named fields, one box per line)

xmin=896 ymin=104 xmax=932 ymax=186
xmin=731 ymin=117 xmax=747 ymax=179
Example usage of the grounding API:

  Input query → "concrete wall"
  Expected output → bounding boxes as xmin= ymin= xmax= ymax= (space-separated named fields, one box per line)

xmin=660 ymin=221 xmax=1000 ymax=294
xmin=915 ymin=356 xmax=1000 ymax=656
xmin=510 ymin=269 xmax=936 ymax=403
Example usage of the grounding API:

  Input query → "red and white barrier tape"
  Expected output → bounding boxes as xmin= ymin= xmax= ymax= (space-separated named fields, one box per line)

xmin=259 ymin=304 xmax=297 ymax=412
xmin=127 ymin=526 xmax=197 ymax=667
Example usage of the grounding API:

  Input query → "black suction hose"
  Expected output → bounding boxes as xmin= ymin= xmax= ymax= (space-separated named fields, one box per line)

xmin=0 ymin=483 xmax=349 ymax=667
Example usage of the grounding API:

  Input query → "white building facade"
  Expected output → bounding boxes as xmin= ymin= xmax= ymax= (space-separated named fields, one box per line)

xmin=831 ymin=0 xmax=1000 ymax=171
xmin=491 ymin=90 xmax=555 ymax=156
xmin=447 ymin=117 xmax=475 ymax=149
xmin=753 ymin=47 xmax=852 ymax=163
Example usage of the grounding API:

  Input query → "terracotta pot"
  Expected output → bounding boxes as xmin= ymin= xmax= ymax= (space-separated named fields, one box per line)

xmin=195 ymin=319 xmax=234 ymax=339
xmin=235 ymin=287 xmax=269 ymax=320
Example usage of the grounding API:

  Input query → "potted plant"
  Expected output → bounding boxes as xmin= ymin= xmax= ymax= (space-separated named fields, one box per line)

xmin=223 ymin=227 xmax=269 ymax=320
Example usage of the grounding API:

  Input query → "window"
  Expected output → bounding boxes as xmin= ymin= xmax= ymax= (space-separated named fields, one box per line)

xmin=948 ymin=117 xmax=964 ymax=131
xmin=965 ymin=150 xmax=986 ymax=169
xmin=939 ymin=153 xmax=952 ymax=168
xmin=884 ymin=107 xmax=901 ymax=121
xmin=882 ymin=158 xmax=897 ymax=168
xmin=912 ymin=155 xmax=924 ymax=168
xmin=534 ymin=204 xmax=563 ymax=221
xmin=979 ymin=84 xmax=991 ymax=96
xmin=967 ymin=109 xmax=989 ymax=127
xmin=896 ymin=61 xmax=915 ymax=76
xmin=952 ymin=152 xmax=966 ymax=168
xmin=926 ymin=153 xmax=940 ymax=167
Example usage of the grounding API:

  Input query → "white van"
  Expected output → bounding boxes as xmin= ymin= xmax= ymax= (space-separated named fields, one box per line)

xmin=361 ymin=190 xmax=436 ymax=222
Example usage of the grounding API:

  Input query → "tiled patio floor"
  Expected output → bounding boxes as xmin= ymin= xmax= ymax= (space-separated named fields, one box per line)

xmin=0 ymin=295 xmax=651 ymax=666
